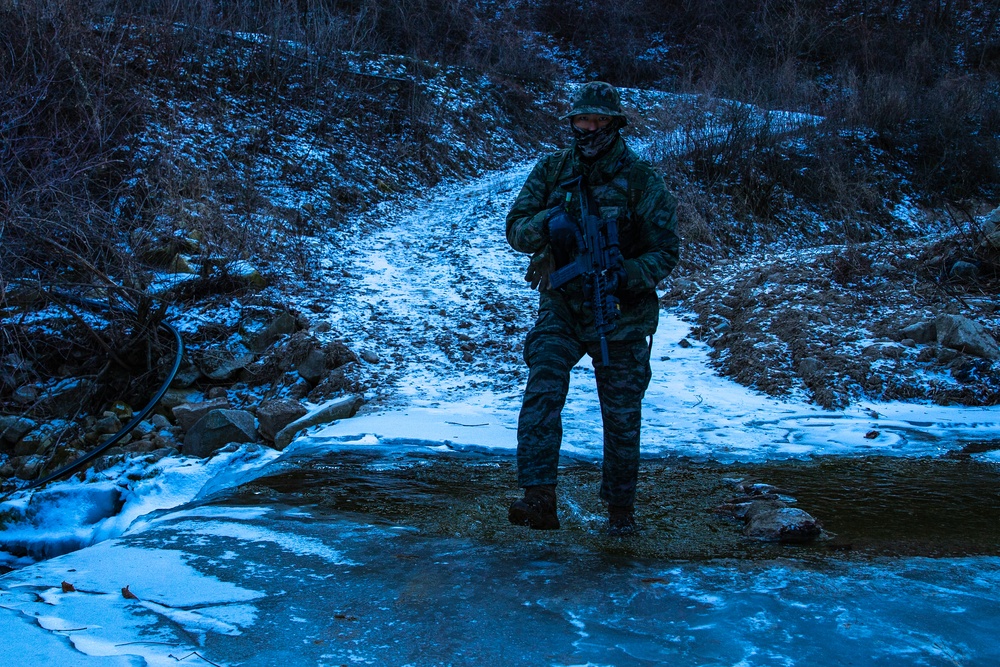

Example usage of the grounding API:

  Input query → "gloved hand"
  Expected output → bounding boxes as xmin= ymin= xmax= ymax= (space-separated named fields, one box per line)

xmin=525 ymin=246 xmax=555 ymax=291
xmin=605 ymin=262 xmax=628 ymax=295
xmin=546 ymin=207 xmax=582 ymax=268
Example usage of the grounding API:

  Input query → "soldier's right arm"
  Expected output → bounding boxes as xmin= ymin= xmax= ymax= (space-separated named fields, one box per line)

xmin=506 ymin=157 xmax=554 ymax=254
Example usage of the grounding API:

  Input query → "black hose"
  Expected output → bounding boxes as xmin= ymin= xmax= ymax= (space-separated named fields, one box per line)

xmin=19 ymin=297 xmax=184 ymax=491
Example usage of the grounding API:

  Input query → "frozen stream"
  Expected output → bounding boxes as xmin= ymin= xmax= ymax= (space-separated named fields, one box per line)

xmin=2 ymin=158 xmax=1000 ymax=665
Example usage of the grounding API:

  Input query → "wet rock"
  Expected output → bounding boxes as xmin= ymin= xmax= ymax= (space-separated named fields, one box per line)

xmin=172 ymin=397 xmax=232 ymax=432
xmin=183 ymin=409 xmax=257 ymax=458
xmin=935 ymin=314 xmax=1000 ymax=360
xmin=900 ymin=320 xmax=937 ymax=344
xmin=274 ymin=394 xmax=363 ymax=450
xmin=1 ymin=416 xmax=36 ymax=448
xmin=257 ymin=399 xmax=308 ymax=442
xmin=744 ymin=505 xmax=823 ymax=543
xmin=199 ymin=342 xmax=256 ymax=382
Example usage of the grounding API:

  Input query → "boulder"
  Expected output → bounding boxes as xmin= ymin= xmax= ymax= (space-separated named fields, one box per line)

xmin=183 ymin=409 xmax=257 ymax=458
xmin=899 ymin=320 xmax=936 ymax=344
xmin=274 ymin=394 xmax=363 ymax=450
xmin=257 ymin=399 xmax=308 ymax=442
xmin=935 ymin=314 xmax=1000 ymax=361
xmin=172 ymin=397 xmax=232 ymax=432
xmin=198 ymin=342 xmax=255 ymax=381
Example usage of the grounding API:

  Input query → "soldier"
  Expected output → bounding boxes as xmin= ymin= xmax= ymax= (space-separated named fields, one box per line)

xmin=506 ymin=81 xmax=680 ymax=536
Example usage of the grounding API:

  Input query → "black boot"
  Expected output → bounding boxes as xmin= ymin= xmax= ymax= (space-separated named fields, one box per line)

xmin=508 ymin=484 xmax=560 ymax=530
xmin=608 ymin=504 xmax=636 ymax=536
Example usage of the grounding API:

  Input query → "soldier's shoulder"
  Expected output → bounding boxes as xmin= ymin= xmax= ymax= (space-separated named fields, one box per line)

xmin=535 ymin=147 xmax=572 ymax=170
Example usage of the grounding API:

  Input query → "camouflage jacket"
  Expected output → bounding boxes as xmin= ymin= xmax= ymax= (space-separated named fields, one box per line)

xmin=506 ymin=137 xmax=680 ymax=341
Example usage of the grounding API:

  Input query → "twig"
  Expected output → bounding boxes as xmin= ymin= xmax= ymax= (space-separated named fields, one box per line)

xmin=168 ymin=652 xmax=223 ymax=666
xmin=445 ymin=421 xmax=489 ymax=427
xmin=45 ymin=290 xmax=131 ymax=371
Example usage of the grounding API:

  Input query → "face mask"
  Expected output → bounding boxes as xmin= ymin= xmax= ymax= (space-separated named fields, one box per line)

xmin=571 ymin=120 xmax=620 ymax=159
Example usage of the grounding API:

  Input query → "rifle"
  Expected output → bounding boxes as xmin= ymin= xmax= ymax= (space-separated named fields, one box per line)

xmin=547 ymin=175 xmax=623 ymax=366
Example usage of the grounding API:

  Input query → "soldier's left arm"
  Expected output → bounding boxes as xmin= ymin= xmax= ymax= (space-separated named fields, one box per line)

xmin=622 ymin=166 xmax=680 ymax=291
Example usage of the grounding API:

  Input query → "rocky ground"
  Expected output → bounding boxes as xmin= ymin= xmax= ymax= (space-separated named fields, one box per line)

xmin=666 ymin=213 xmax=1000 ymax=410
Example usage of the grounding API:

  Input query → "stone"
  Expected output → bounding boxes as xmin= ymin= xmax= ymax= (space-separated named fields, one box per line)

xmin=206 ymin=387 xmax=229 ymax=400
xmin=198 ymin=342 xmax=256 ymax=381
xmin=935 ymin=314 xmax=1000 ymax=361
xmin=900 ymin=338 xmax=917 ymax=348
xmin=257 ymin=399 xmax=308 ymax=442
xmin=172 ymin=397 xmax=232 ymax=432
xmin=94 ymin=414 xmax=123 ymax=435
xmin=12 ymin=385 xmax=38 ymax=404
xmin=151 ymin=414 xmax=173 ymax=430
xmin=226 ymin=261 xmax=267 ymax=289
xmin=797 ymin=357 xmax=823 ymax=379
xmin=169 ymin=358 xmax=203 ymax=389
xmin=274 ymin=395 xmax=363 ymax=450
xmin=949 ymin=260 xmax=979 ymax=280
xmin=899 ymin=320 xmax=936 ymax=344
xmin=239 ymin=308 xmax=299 ymax=353
xmin=297 ymin=348 xmax=329 ymax=384
xmin=361 ymin=350 xmax=380 ymax=364
xmin=0 ymin=416 xmax=36 ymax=446
xmin=39 ymin=378 xmax=97 ymax=418
xmin=183 ymin=409 xmax=257 ymax=458
xmin=744 ymin=505 xmax=823 ymax=543
xmin=166 ymin=254 xmax=196 ymax=274
xmin=109 ymin=401 xmax=133 ymax=420
xmin=161 ymin=388 xmax=202 ymax=410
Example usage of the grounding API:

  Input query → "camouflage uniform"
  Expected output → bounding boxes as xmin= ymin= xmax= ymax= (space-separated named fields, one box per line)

xmin=506 ymin=86 xmax=679 ymax=509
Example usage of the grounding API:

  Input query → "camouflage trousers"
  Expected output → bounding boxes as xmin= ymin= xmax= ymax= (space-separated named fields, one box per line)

xmin=516 ymin=311 xmax=652 ymax=507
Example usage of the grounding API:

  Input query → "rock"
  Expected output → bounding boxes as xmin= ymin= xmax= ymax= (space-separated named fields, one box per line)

xmin=225 ymin=261 xmax=267 ymax=289
xmin=274 ymin=395 xmax=363 ymax=450
xmin=12 ymin=385 xmax=39 ymax=404
xmin=239 ymin=308 xmax=299 ymax=353
xmin=166 ymin=254 xmax=196 ymax=274
xmin=297 ymin=348 xmax=329 ymax=384
xmin=170 ymin=357 xmax=203 ymax=389
xmin=16 ymin=456 xmax=44 ymax=480
xmin=94 ymin=414 xmax=123 ymax=435
xmin=161 ymin=388 xmax=202 ymax=410
xmin=172 ymin=397 xmax=232 ymax=432
xmin=797 ymin=357 xmax=823 ymax=379
xmin=206 ymin=387 xmax=229 ymax=400
xmin=916 ymin=347 xmax=937 ymax=363
xmin=361 ymin=350 xmax=380 ymax=364
xmin=109 ymin=401 xmax=133 ymax=421
xmin=678 ymin=339 xmax=692 ymax=348
xmin=1 ymin=416 xmax=36 ymax=447
xmin=288 ymin=377 xmax=312 ymax=400
xmin=744 ymin=505 xmax=823 ymax=543
xmin=183 ymin=409 xmax=257 ymax=458
xmin=900 ymin=338 xmax=917 ymax=348
xmin=151 ymin=414 xmax=173 ymax=430
xmin=949 ymin=260 xmax=979 ymax=280
xmin=198 ymin=342 xmax=256 ymax=381
xmin=935 ymin=314 xmax=1000 ymax=361
xmin=900 ymin=320 xmax=936 ymax=344
xmin=39 ymin=378 xmax=96 ymax=418
xmin=937 ymin=348 xmax=959 ymax=364
xmin=983 ymin=230 xmax=1000 ymax=250
xmin=257 ymin=399 xmax=308 ymax=442
xmin=14 ymin=420 xmax=72 ymax=456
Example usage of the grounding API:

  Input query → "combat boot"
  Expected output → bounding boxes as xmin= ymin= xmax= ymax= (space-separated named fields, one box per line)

xmin=508 ymin=484 xmax=560 ymax=530
xmin=608 ymin=504 xmax=636 ymax=536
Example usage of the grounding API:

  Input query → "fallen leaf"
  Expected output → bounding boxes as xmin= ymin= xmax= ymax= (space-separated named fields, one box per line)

xmin=865 ymin=430 xmax=880 ymax=439
xmin=122 ymin=585 xmax=139 ymax=600
xmin=61 ymin=581 xmax=76 ymax=593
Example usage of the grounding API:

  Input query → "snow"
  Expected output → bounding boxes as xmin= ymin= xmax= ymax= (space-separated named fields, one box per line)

xmin=3 ymin=124 xmax=1000 ymax=665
